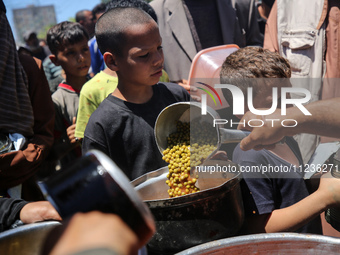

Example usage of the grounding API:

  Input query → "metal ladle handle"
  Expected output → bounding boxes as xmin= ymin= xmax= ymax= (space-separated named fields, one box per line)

xmin=219 ymin=129 xmax=250 ymax=144
xmin=219 ymin=128 xmax=286 ymax=145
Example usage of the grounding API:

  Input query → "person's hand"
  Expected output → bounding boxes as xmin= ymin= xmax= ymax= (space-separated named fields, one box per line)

xmin=176 ymin=79 xmax=190 ymax=91
xmin=20 ymin=201 xmax=62 ymax=224
xmin=50 ymin=211 xmax=139 ymax=255
xmin=66 ymin=117 xmax=80 ymax=144
xmin=237 ymin=110 xmax=285 ymax=151
xmin=317 ymin=171 xmax=340 ymax=208
xmin=174 ymin=79 xmax=198 ymax=93
xmin=173 ymin=79 xmax=201 ymax=101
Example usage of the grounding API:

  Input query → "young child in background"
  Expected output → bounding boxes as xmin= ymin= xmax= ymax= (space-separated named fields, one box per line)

xmin=75 ymin=0 xmax=170 ymax=139
xmin=82 ymin=7 xmax=190 ymax=180
xmin=220 ymin=47 xmax=340 ymax=234
xmin=46 ymin=21 xmax=91 ymax=169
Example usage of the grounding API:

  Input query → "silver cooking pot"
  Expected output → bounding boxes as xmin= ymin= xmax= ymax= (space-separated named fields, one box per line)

xmin=0 ymin=221 xmax=61 ymax=255
xmin=132 ymin=160 xmax=244 ymax=254
xmin=176 ymin=232 xmax=340 ymax=254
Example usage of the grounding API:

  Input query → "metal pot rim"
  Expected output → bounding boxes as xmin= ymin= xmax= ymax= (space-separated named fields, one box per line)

xmin=175 ymin=232 xmax=340 ymax=255
xmin=132 ymin=165 xmax=242 ymax=207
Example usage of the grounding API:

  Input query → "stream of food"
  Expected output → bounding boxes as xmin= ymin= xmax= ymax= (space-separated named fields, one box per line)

xmin=162 ymin=119 xmax=217 ymax=198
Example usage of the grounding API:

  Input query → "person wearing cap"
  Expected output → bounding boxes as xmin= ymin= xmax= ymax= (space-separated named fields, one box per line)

xmin=23 ymin=31 xmax=50 ymax=61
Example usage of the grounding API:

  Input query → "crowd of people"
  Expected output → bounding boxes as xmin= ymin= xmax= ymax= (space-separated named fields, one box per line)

xmin=1 ymin=0 xmax=340 ymax=254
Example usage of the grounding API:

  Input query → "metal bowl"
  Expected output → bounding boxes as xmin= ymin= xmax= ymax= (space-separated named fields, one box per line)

xmin=154 ymin=102 xmax=251 ymax=163
xmin=176 ymin=233 xmax=340 ymax=254
xmin=0 ymin=221 xmax=61 ymax=255
xmin=132 ymin=160 xmax=244 ymax=254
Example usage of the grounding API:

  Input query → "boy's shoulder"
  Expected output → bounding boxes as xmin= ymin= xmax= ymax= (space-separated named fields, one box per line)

xmin=156 ymin=82 xmax=190 ymax=101
xmin=52 ymin=84 xmax=79 ymax=97
xmin=52 ymin=83 xmax=80 ymax=105
xmin=233 ymin=143 xmax=267 ymax=164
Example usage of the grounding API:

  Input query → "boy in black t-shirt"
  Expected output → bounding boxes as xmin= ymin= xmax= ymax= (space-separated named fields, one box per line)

xmin=82 ymin=7 xmax=190 ymax=180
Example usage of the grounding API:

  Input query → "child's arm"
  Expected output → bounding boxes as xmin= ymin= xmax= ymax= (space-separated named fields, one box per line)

xmin=49 ymin=102 xmax=80 ymax=161
xmin=246 ymin=171 xmax=340 ymax=233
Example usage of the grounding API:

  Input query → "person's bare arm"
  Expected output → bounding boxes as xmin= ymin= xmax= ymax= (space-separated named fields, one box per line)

xmin=20 ymin=201 xmax=62 ymax=224
xmin=245 ymin=171 xmax=340 ymax=233
xmin=238 ymin=98 xmax=340 ymax=151
xmin=50 ymin=211 xmax=139 ymax=255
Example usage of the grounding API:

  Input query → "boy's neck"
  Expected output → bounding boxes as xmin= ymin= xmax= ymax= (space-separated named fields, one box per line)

xmin=64 ymin=75 xmax=88 ymax=91
xmin=103 ymin=68 xmax=117 ymax=77
xmin=113 ymin=83 xmax=154 ymax=104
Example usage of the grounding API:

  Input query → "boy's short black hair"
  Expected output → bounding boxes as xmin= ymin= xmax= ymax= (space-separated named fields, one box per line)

xmin=47 ymin=21 xmax=89 ymax=55
xmin=105 ymin=0 xmax=158 ymax=23
xmin=220 ymin=47 xmax=291 ymax=106
xmin=95 ymin=7 xmax=155 ymax=57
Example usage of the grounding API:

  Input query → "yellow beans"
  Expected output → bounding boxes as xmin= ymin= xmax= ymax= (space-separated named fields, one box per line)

xmin=163 ymin=120 xmax=217 ymax=198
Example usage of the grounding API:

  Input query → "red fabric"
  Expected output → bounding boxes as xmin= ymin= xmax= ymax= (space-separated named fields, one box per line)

xmin=58 ymin=83 xmax=81 ymax=93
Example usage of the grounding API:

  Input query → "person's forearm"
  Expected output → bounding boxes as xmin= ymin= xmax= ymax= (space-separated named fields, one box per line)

xmin=264 ymin=189 xmax=329 ymax=233
xmin=239 ymin=97 xmax=340 ymax=151
xmin=283 ymin=98 xmax=340 ymax=139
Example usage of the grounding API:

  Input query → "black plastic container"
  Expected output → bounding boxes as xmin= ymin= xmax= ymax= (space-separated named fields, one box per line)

xmin=38 ymin=150 xmax=155 ymax=245
xmin=325 ymin=149 xmax=340 ymax=232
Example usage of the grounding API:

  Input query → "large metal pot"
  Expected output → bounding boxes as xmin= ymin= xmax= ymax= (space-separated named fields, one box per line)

xmin=0 ymin=221 xmax=61 ymax=255
xmin=132 ymin=160 xmax=244 ymax=254
xmin=175 ymin=233 xmax=340 ymax=254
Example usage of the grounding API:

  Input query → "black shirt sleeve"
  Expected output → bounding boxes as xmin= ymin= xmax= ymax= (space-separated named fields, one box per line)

xmin=0 ymin=197 xmax=28 ymax=232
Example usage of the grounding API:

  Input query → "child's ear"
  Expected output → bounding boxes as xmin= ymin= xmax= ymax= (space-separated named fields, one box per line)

xmin=49 ymin=55 xmax=60 ymax=66
xmin=103 ymin=52 xmax=118 ymax=71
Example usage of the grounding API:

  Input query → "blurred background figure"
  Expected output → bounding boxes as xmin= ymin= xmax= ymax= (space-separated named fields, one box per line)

xmin=89 ymin=2 xmax=108 ymax=76
xmin=150 ymin=0 xmax=263 ymax=88
xmin=255 ymin=0 xmax=274 ymax=37
xmin=23 ymin=31 xmax=50 ymax=61
xmin=75 ymin=9 xmax=95 ymax=39
xmin=42 ymin=57 xmax=64 ymax=94
xmin=0 ymin=0 xmax=55 ymax=201
xmin=92 ymin=2 xmax=107 ymax=23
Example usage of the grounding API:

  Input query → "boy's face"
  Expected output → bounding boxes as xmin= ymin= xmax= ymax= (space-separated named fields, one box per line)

xmin=51 ymin=38 xmax=91 ymax=78
xmin=114 ymin=21 xmax=164 ymax=87
xmin=251 ymin=79 xmax=288 ymax=110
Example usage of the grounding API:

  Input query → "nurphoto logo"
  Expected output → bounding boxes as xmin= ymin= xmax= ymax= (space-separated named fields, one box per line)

xmin=198 ymin=82 xmax=312 ymax=129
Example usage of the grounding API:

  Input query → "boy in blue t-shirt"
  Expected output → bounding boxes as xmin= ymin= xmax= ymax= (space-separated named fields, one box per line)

xmin=82 ymin=7 xmax=190 ymax=180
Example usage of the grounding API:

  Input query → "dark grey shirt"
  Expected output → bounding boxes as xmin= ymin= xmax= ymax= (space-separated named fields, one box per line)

xmin=83 ymin=83 xmax=191 ymax=180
